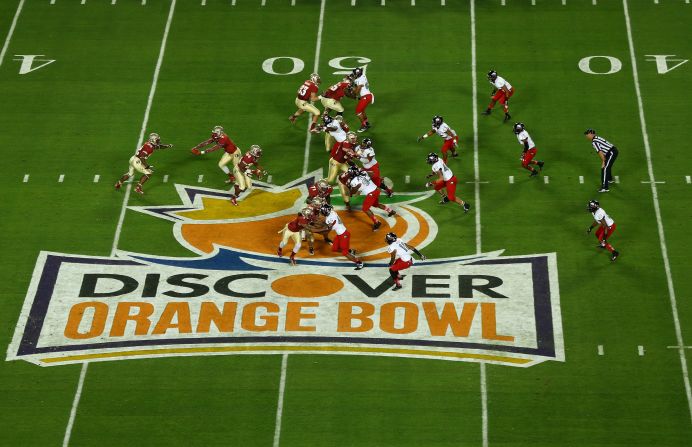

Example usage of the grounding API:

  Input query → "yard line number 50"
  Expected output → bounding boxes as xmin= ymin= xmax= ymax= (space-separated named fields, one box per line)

xmin=262 ymin=56 xmax=371 ymax=76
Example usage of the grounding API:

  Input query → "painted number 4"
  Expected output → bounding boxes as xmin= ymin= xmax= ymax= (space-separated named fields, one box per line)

xmin=13 ymin=54 xmax=55 ymax=74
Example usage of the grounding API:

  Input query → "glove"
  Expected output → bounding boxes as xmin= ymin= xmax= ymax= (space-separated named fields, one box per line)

xmin=191 ymin=148 xmax=201 ymax=155
xmin=587 ymin=227 xmax=592 ymax=234
xmin=420 ymin=255 xmax=427 ymax=261
xmin=416 ymin=136 xmax=423 ymax=143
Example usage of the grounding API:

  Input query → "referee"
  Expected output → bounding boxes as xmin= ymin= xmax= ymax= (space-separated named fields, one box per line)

xmin=584 ymin=129 xmax=618 ymax=193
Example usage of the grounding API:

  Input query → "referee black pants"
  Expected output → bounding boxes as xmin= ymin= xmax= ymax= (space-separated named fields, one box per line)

xmin=601 ymin=147 xmax=618 ymax=189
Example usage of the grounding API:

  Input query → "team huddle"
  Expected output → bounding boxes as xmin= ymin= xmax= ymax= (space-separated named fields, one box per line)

xmin=115 ymin=65 xmax=618 ymax=293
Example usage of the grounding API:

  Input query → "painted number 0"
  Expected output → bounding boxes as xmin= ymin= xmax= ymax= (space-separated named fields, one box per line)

xmin=262 ymin=56 xmax=372 ymax=76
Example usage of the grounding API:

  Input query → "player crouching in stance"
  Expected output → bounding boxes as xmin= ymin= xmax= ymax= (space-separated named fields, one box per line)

xmin=386 ymin=232 xmax=426 ymax=291
xmin=513 ymin=123 xmax=544 ymax=177
xmin=191 ymin=126 xmax=241 ymax=184
xmin=289 ymin=72 xmax=321 ymax=132
xmin=482 ymin=70 xmax=514 ymax=122
xmin=587 ymin=200 xmax=619 ymax=262
xmin=278 ymin=207 xmax=315 ymax=266
xmin=320 ymin=204 xmax=364 ymax=270
xmin=425 ymin=153 xmax=471 ymax=212
xmin=347 ymin=165 xmax=396 ymax=231
xmin=229 ymin=145 xmax=266 ymax=206
xmin=115 ymin=133 xmax=173 ymax=195
xmin=417 ymin=115 xmax=459 ymax=163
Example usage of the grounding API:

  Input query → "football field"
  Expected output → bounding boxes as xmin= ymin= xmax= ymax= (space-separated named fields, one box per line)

xmin=1 ymin=0 xmax=691 ymax=446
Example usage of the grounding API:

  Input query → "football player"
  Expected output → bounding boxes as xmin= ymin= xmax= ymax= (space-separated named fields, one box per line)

xmin=513 ymin=122 xmax=544 ymax=177
xmin=417 ymin=115 xmax=460 ymax=163
xmin=307 ymin=178 xmax=333 ymax=204
xmin=115 ymin=132 xmax=173 ymax=195
xmin=482 ymin=70 xmax=514 ymax=122
xmin=191 ymin=126 xmax=241 ymax=184
xmin=425 ymin=153 xmax=471 ymax=212
xmin=320 ymin=77 xmax=352 ymax=117
xmin=355 ymin=138 xmax=393 ymax=197
xmin=320 ymin=203 xmax=364 ymax=269
xmin=318 ymin=114 xmax=350 ymax=153
xmin=347 ymin=165 xmax=396 ymax=231
xmin=385 ymin=232 xmax=426 ymax=291
xmin=289 ymin=72 xmax=322 ymax=133
xmin=329 ymin=131 xmax=358 ymax=210
xmin=350 ymin=67 xmax=374 ymax=133
xmin=229 ymin=145 xmax=266 ymax=206
xmin=304 ymin=196 xmax=332 ymax=253
xmin=278 ymin=207 xmax=315 ymax=265
xmin=587 ymin=200 xmax=620 ymax=261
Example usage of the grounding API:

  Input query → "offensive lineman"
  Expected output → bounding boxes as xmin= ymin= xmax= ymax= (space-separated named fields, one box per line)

xmin=482 ymin=70 xmax=514 ymax=122
xmin=350 ymin=67 xmax=374 ymax=133
xmin=513 ymin=122 xmax=545 ymax=177
xmin=425 ymin=153 xmax=471 ymax=212
xmin=289 ymin=72 xmax=322 ymax=132
xmin=417 ymin=115 xmax=460 ymax=162
xmin=386 ymin=232 xmax=426 ymax=291
xmin=191 ymin=126 xmax=241 ymax=184
xmin=278 ymin=207 xmax=315 ymax=266
xmin=115 ymin=133 xmax=173 ymax=195
xmin=587 ymin=200 xmax=620 ymax=261
xmin=229 ymin=145 xmax=266 ymax=206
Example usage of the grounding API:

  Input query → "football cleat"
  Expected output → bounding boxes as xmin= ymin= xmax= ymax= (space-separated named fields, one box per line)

xmin=598 ymin=188 xmax=609 ymax=193
xmin=212 ymin=126 xmax=224 ymax=138
xmin=387 ymin=210 xmax=396 ymax=217
xmin=230 ymin=196 xmax=238 ymax=206
xmin=587 ymin=200 xmax=600 ymax=212
xmin=289 ymin=254 xmax=297 ymax=266
xmin=392 ymin=284 xmax=403 ymax=291
xmin=357 ymin=123 xmax=370 ymax=133
xmin=310 ymin=72 xmax=321 ymax=85
xmin=529 ymin=170 xmax=538 ymax=177
xmin=463 ymin=202 xmax=471 ymax=213
xmin=309 ymin=247 xmax=315 ymax=256
xmin=348 ymin=249 xmax=357 ymax=256
xmin=432 ymin=115 xmax=444 ymax=128
xmin=439 ymin=197 xmax=450 ymax=205
xmin=320 ymin=203 xmax=333 ymax=216
xmin=114 ymin=182 xmax=121 ymax=190
xmin=373 ymin=221 xmax=382 ymax=231
xmin=487 ymin=70 xmax=498 ymax=81
xmin=148 ymin=133 xmax=160 ymax=145
xmin=513 ymin=122 xmax=525 ymax=134
xmin=385 ymin=232 xmax=397 ymax=244
xmin=288 ymin=115 xmax=296 ymax=123
xmin=611 ymin=250 xmax=620 ymax=262
xmin=537 ymin=161 xmax=545 ymax=171
xmin=482 ymin=108 xmax=492 ymax=115
xmin=426 ymin=152 xmax=439 ymax=165
xmin=345 ymin=202 xmax=352 ymax=212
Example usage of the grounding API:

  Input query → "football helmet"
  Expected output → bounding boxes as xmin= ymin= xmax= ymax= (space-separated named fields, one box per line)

xmin=212 ymin=126 xmax=224 ymax=138
xmin=310 ymin=72 xmax=321 ymax=85
xmin=361 ymin=137 xmax=373 ymax=148
xmin=426 ymin=153 xmax=439 ymax=165
xmin=323 ymin=115 xmax=334 ymax=125
xmin=316 ymin=178 xmax=330 ymax=193
xmin=249 ymin=145 xmax=262 ymax=157
xmin=588 ymin=200 xmax=600 ymax=212
xmin=148 ymin=133 xmax=160 ymax=145
xmin=487 ymin=70 xmax=498 ymax=81
xmin=385 ymin=232 xmax=397 ymax=244
xmin=300 ymin=207 xmax=314 ymax=220
xmin=320 ymin=203 xmax=333 ymax=216
xmin=334 ymin=114 xmax=343 ymax=123
xmin=310 ymin=196 xmax=326 ymax=209
xmin=351 ymin=67 xmax=364 ymax=79
xmin=513 ymin=122 xmax=525 ymax=134
xmin=347 ymin=165 xmax=361 ymax=178
xmin=432 ymin=115 xmax=444 ymax=128
xmin=346 ymin=131 xmax=358 ymax=144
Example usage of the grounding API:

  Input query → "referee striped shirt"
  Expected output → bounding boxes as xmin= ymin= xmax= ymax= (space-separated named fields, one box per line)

xmin=592 ymin=136 xmax=615 ymax=154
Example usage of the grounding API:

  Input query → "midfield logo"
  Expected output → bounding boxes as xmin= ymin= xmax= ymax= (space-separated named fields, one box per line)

xmin=7 ymin=171 xmax=564 ymax=367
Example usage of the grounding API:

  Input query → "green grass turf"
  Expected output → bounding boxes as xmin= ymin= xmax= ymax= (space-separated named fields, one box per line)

xmin=0 ymin=0 xmax=691 ymax=446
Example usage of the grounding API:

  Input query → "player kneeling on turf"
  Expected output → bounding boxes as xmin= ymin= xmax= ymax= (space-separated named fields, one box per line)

xmin=386 ymin=232 xmax=426 ymax=291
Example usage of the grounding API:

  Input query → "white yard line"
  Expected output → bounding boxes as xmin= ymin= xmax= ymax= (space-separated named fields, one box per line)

xmin=301 ymin=0 xmax=326 ymax=176
xmin=622 ymin=0 xmax=692 ymax=424
xmin=61 ymin=2 xmax=178 ymax=446
xmin=272 ymin=353 xmax=289 ymax=447
xmin=0 ymin=0 xmax=25 ymax=68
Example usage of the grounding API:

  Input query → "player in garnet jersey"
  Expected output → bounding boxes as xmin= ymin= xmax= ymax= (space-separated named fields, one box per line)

xmin=425 ymin=153 xmax=471 ymax=212
xmin=307 ymin=178 xmax=333 ymax=205
xmin=355 ymin=137 xmax=393 ymax=197
xmin=329 ymin=131 xmax=358 ymax=210
xmin=304 ymin=196 xmax=332 ymax=254
xmin=320 ymin=77 xmax=352 ymax=117
xmin=229 ymin=145 xmax=266 ymax=206
xmin=417 ymin=115 xmax=460 ymax=163
xmin=278 ymin=207 xmax=315 ymax=265
xmin=482 ymin=70 xmax=514 ymax=122
xmin=191 ymin=126 xmax=241 ymax=184
xmin=289 ymin=73 xmax=321 ymax=132
xmin=115 ymin=132 xmax=173 ymax=195
xmin=350 ymin=67 xmax=374 ymax=133
xmin=385 ymin=232 xmax=426 ymax=291
xmin=347 ymin=166 xmax=396 ymax=232
xmin=320 ymin=203 xmax=364 ymax=270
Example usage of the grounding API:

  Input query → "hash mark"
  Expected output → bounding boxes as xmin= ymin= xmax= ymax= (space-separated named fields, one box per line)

xmin=579 ymin=176 xmax=584 ymax=184
xmin=531 ymin=0 xmax=536 ymax=5
xmin=686 ymin=175 xmax=691 ymax=184
xmin=291 ymin=0 xmax=295 ymax=5
xmin=562 ymin=0 xmax=566 ymax=5
xmin=267 ymin=175 xmax=273 ymax=183
xmin=81 ymin=0 xmax=86 ymax=4
xmin=441 ymin=0 xmax=445 ymax=5
xmin=202 ymin=0 xmax=206 ymax=4
xmin=592 ymin=0 xmax=597 ymax=5
xmin=141 ymin=0 xmax=146 ymax=5
xmin=23 ymin=174 xmax=29 ymax=183
xmin=543 ymin=176 xmax=549 ymax=184
xmin=58 ymin=174 xmax=65 ymax=183
xmin=197 ymin=175 xmax=204 ymax=183
xmin=501 ymin=0 xmax=505 ymax=5
xmin=411 ymin=0 xmax=415 ymax=5
xmin=261 ymin=0 xmax=266 ymax=6
xmin=598 ymin=345 xmax=604 ymax=356
xmin=405 ymin=175 xmax=410 ymax=184
xmin=509 ymin=176 xmax=514 ymax=184
xmin=351 ymin=0 xmax=356 ymax=5
xmin=163 ymin=175 xmax=169 ymax=183
xmin=638 ymin=345 xmax=645 ymax=356
xmin=111 ymin=0 xmax=116 ymax=4
xmin=613 ymin=175 xmax=620 ymax=184
xmin=51 ymin=0 xmax=56 ymax=5
xmin=381 ymin=0 xmax=385 ymax=5
xmin=232 ymin=0 xmax=236 ymax=5
xmin=93 ymin=174 xmax=100 ymax=183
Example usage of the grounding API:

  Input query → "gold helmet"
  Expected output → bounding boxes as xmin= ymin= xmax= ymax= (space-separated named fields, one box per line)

xmin=148 ymin=133 xmax=160 ymax=145
xmin=249 ymin=144 xmax=262 ymax=157
xmin=310 ymin=73 xmax=321 ymax=85
xmin=346 ymin=131 xmax=358 ymax=144
xmin=300 ymin=207 xmax=314 ymax=220
xmin=212 ymin=126 xmax=224 ymax=137
xmin=316 ymin=179 xmax=330 ymax=193
xmin=310 ymin=196 xmax=326 ymax=209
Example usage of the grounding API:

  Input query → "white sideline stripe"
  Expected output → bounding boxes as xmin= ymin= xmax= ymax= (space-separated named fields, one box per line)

xmin=23 ymin=174 xmax=29 ymax=183
xmin=58 ymin=174 xmax=65 ymax=183
xmin=405 ymin=175 xmax=411 ymax=184
xmin=638 ymin=345 xmax=645 ymax=356
xmin=197 ymin=174 xmax=204 ymax=183
xmin=62 ymin=2 xmax=178 ymax=446
xmin=543 ymin=175 xmax=549 ymax=184
xmin=0 ymin=0 xmax=25 ymax=68
xmin=163 ymin=174 xmax=169 ymax=183
xmin=509 ymin=175 xmax=514 ymax=184
xmin=272 ymin=353 xmax=289 ymax=447
xmin=301 ymin=0 xmax=326 ymax=176
xmin=623 ymin=0 xmax=692 ymax=423
xmin=598 ymin=345 xmax=604 ymax=356
xmin=93 ymin=174 xmax=100 ymax=183
xmin=685 ymin=175 xmax=690 ymax=184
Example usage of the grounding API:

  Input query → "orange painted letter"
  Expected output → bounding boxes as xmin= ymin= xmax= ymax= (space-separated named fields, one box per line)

xmin=379 ymin=302 xmax=418 ymax=334
xmin=241 ymin=302 xmax=279 ymax=332
xmin=337 ymin=302 xmax=374 ymax=332
xmin=64 ymin=302 xmax=108 ymax=339
xmin=286 ymin=302 xmax=319 ymax=332
xmin=153 ymin=302 xmax=192 ymax=335
xmin=109 ymin=302 xmax=154 ymax=337
xmin=197 ymin=302 xmax=237 ymax=333
xmin=423 ymin=302 xmax=478 ymax=337
xmin=481 ymin=303 xmax=514 ymax=342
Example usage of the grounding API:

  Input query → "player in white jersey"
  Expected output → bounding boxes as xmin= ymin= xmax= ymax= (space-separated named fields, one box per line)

xmin=385 ymin=232 xmax=426 ymax=291
xmin=356 ymin=138 xmax=393 ymax=197
xmin=482 ymin=70 xmax=515 ymax=122
xmin=319 ymin=114 xmax=349 ymax=153
xmin=425 ymin=153 xmax=471 ymax=212
xmin=417 ymin=115 xmax=460 ymax=162
xmin=350 ymin=67 xmax=374 ymax=133
xmin=587 ymin=200 xmax=619 ymax=261
xmin=320 ymin=204 xmax=363 ymax=269
xmin=346 ymin=165 xmax=396 ymax=231
xmin=513 ymin=122 xmax=544 ymax=177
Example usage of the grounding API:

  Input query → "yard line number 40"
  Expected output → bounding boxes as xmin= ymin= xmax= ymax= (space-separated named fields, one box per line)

xmin=579 ymin=54 xmax=688 ymax=74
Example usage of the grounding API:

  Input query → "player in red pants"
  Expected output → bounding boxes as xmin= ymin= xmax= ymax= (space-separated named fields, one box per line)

xmin=424 ymin=153 xmax=471 ymax=212
xmin=482 ymin=70 xmax=514 ymax=122
xmin=347 ymin=166 xmax=396 ymax=231
xmin=417 ymin=115 xmax=459 ymax=163
xmin=587 ymin=200 xmax=619 ymax=261
xmin=385 ymin=232 xmax=426 ymax=291
xmin=513 ymin=123 xmax=544 ymax=177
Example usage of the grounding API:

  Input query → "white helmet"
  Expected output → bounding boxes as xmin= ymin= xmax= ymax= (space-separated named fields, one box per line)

xmin=148 ymin=133 xmax=160 ymax=145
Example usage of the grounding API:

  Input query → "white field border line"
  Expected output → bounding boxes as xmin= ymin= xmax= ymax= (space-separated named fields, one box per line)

xmin=301 ymin=0 xmax=326 ymax=176
xmin=0 ymin=0 xmax=25 ymax=68
xmin=622 ymin=0 xmax=692 ymax=424
xmin=61 ymin=2 xmax=178 ymax=446
xmin=470 ymin=1 xmax=488 ymax=446
xmin=272 ymin=353 xmax=289 ymax=447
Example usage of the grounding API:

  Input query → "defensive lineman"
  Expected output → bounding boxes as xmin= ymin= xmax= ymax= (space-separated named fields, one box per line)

xmin=584 ymin=128 xmax=619 ymax=193
xmin=386 ymin=232 xmax=426 ymax=291
xmin=513 ymin=123 xmax=544 ymax=177
xmin=115 ymin=133 xmax=173 ymax=195
xmin=587 ymin=200 xmax=620 ymax=261
xmin=482 ymin=70 xmax=514 ymax=122
xmin=350 ymin=67 xmax=374 ymax=133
